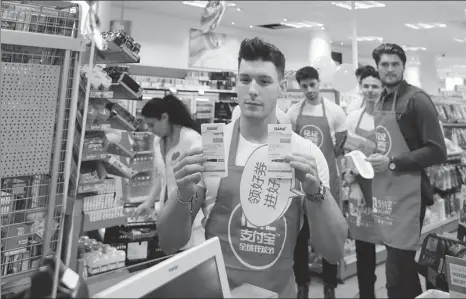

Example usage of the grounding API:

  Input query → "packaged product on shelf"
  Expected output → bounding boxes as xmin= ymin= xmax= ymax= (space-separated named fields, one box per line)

xmin=104 ymin=156 xmax=137 ymax=179
xmin=131 ymin=132 xmax=154 ymax=152
xmin=107 ymin=102 xmax=139 ymax=131
xmin=83 ymin=193 xmax=117 ymax=212
xmin=79 ymin=162 xmax=107 ymax=185
xmin=85 ymin=206 xmax=124 ymax=222
xmin=201 ymin=123 xmax=227 ymax=177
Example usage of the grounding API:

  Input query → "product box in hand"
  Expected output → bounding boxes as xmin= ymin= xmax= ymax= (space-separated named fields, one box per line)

xmin=267 ymin=124 xmax=293 ymax=179
xmin=201 ymin=123 xmax=227 ymax=177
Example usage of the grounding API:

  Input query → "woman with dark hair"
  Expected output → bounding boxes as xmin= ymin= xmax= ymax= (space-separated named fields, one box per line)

xmin=133 ymin=94 xmax=205 ymax=249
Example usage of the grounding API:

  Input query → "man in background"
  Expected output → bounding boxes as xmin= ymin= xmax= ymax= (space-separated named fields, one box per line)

xmin=367 ymin=43 xmax=447 ymax=298
xmin=346 ymin=66 xmax=377 ymax=114
xmin=287 ymin=66 xmax=347 ymax=299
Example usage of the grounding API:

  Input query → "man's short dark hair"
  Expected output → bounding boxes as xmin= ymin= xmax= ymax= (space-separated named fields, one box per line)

xmin=355 ymin=65 xmax=375 ymax=78
xmin=295 ymin=66 xmax=319 ymax=84
xmin=238 ymin=37 xmax=285 ymax=79
xmin=359 ymin=67 xmax=380 ymax=83
xmin=372 ymin=43 xmax=407 ymax=66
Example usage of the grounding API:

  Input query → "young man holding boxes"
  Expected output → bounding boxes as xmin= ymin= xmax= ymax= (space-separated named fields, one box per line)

xmin=156 ymin=37 xmax=348 ymax=298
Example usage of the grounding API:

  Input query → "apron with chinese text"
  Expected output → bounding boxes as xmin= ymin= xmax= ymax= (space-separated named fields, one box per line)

xmin=347 ymin=110 xmax=381 ymax=244
xmin=204 ymin=120 xmax=301 ymax=298
xmin=372 ymin=91 xmax=422 ymax=251
xmin=296 ymin=99 xmax=341 ymax=202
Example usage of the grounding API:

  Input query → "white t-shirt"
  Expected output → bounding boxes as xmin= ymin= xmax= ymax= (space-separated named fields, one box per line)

xmin=198 ymin=122 xmax=330 ymax=226
xmin=346 ymin=108 xmax=374 ymax=134
xmin=231 ymin=105 xmax=291 ymax=124
xmin=153 ymin=127 xmax=205 ymax=248
xmin=346 ymin=92 xmax=365 ymax=114
xmin=287 ymin=97 xmax=347 ymax=146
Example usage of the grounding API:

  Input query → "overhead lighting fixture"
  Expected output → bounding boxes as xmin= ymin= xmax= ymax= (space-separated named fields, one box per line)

xmin=236 ymin=7 xmax=241 ymax=11
xmin=454 ymin=38 xmax=466 ymax=43
xmin=353 ymin=36 xmax=383 ymax=42
xmin=249 ymin=25 xmax=253 ymax=28
xmin=403 ymin=46 xmax=427 ymax=51
xmin=182 ymin=1 xmax=236 ymax=8
xmin=280 ymin=21 xmax=323 ymax=28
xmin=330 ymin=1 xmax=385 ymax=10
xmin=404 ymin=23 xmax=446 ymax=30
xmin=283 ymin=18 xmax=288 ymax=21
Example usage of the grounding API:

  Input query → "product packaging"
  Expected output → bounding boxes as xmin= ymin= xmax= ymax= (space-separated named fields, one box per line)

xmin=201 ymin=123 xmax=227 ymax=177
xmin=267 ymin=124 xmax=293 ymax=179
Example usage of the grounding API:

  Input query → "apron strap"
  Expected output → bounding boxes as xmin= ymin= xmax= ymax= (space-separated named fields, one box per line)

xmin=355 ymin=109 xmax=366 ymax=131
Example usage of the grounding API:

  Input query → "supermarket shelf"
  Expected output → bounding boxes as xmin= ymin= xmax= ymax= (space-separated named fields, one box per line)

xmin=95 ymin=40 xmax=140 ymax=64
xmin=143 ymin=87 xmax=236 ymax=94
xmin=442 ymin=122 xmax=466 ymax=128
xmin=82 ymin=214 xmax=127 ymax=232
xmin=339 ymin=217 xmax=459 ymax=280
xmin=420 ymin=216 xmax=459 ymax=243
xmin=0 ymin=29 xmax=84 ymax=52
xmin=76 ymin=110 xmax=111 ymax=132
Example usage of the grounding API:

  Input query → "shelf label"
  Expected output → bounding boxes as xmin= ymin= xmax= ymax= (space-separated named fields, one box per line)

xmin=198 ymin=89 xmax=205 ymax=95
xmin=446 ymin=255 xmax=466 ymax=298
xmin=169 ymin=87 xmax=177 ymax=93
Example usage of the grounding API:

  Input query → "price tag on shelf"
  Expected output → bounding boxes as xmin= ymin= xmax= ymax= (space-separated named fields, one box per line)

xmin=198 ymin=89 xmax=205 ymax=95
xmin=169 ymin=87 xmax=177 ymax=94
xmin=127 ymin=241 xmax=148 ymax=260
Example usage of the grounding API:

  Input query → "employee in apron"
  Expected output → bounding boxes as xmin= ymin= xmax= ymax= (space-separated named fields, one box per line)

xmin=346 ymin=66 xmax=376 ymax=114
xmin=155 ymin=37 xmax=348 ymax=298
xmin=287 ymin=66 xmax=347 ymax=299
xmin=367 ymin=43 xmax=447 ymax=299
xmin=344 ymin=67 xmax=382 ymax=299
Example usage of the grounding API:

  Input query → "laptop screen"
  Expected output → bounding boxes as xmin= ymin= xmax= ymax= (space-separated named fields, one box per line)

xmin=141 ymin=257 xmax=224 ymax=298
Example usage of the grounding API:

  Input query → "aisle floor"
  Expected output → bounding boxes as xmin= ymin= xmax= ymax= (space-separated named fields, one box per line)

xmin=308 ymin=263 xmax=426 ymax=298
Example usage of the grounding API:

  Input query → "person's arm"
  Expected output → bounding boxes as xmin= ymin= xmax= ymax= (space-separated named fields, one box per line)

xmin=304 ymin=143 xmax=348 ymax=264
xmin=333 ymin=105 xmax=348 ymax=157
xmin=157 ymin=183 xmax=207 ymax=255
xmin=391 ymin=93 xmax=447 ymax=171
xmin=157 ymin=131 xmax=206 ymax=254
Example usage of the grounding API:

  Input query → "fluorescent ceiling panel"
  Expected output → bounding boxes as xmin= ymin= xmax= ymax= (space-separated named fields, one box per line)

xmin=404 ymin=23 xmax=446 ymax=29
xmin=454 ymin=38 xmax=466 ymax=43
xmin=402 ymin=46 xmax=427 ymax=51
xmin=330 ymin=1 xmax=386 ymax=10
xmin=280 ymin=21 xmax=323 ymax=28
xmin=182 ymin=1 xmax=236 ymax=8
xmin=353 ymin=36 xmax=383 ymax=42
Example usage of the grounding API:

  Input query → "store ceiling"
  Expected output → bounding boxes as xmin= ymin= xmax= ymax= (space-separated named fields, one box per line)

xmin=116 ymin=1 xmax=466 ymax=74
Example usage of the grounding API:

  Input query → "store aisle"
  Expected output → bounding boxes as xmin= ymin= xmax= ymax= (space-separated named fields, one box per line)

xmin=308 ymin=263 xmax=426 ymax=298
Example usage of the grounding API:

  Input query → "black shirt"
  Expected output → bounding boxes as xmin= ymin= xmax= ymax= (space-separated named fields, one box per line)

xmin=378 ymin=80 xmax=447 ymax=205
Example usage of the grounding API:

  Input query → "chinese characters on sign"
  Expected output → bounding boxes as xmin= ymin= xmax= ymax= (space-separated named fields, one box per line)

xmin=348 ymin=205 xmax=374 ymax=228
xmin=373 ymin=197 xmax=394 ymax=226
xmin=248 ymin=162 xmax=282 ymax=210
xmin=239 ymin=214 xmax=277 ymax=255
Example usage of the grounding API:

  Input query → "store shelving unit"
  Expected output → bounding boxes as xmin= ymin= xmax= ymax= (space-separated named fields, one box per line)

xmin=62 ymin=16 xmax=143 ymax=275
xmin=1 ymin=1 xmax=84 ymax=296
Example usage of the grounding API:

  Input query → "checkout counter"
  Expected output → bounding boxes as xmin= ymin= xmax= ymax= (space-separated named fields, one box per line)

xmin=89 ymin=237 xmax=278 ymax=298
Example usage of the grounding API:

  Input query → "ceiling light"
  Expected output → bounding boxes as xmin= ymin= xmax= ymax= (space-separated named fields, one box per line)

xmin=231 ymin=22 xmax=235 ymax=25
xmin=454 ymin=38 xmax=466 ymax=43
xmin=403 ymin=46 xmax=427 ymax=51
xmin=249 ymin=25 xmax=253 ymax=28
xmin=341 ymin=42 xmax=344 ymax=45
xmin=280 ymin=21 xmax=323 ymax=28
xmin=236 ymin=7 xmax=241 ymax=11
xmin=182 ymin=1 xmax=236 ymax=8
xmin=331 ymin=1 xmax=385 ymax=10
xmin=404 ymin=22 xmax=446 ymax=30
xmin=330 ymin=40 xmax=333 ymax=43
xmin=283 ymin=18 xmax=288 ymax=21
xmin=353 ymin=36 xmax=383 ymax=42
